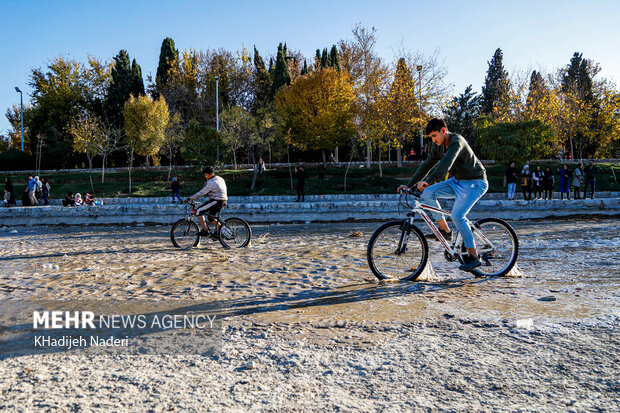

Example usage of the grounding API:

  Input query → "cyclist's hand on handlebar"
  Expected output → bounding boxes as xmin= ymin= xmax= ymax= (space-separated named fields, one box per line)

xmin=416 ymin=181 xmax=429 ymax=192
xmin=397 ymin=185 xmax=410 ymax=194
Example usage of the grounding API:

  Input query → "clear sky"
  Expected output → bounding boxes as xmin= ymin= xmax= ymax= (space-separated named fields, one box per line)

xmin=2 ymin=0 xmax=619 ymax=134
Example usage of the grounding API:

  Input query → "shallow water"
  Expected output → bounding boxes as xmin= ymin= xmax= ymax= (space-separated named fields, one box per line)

xmin=0 ymin=218 xmax=618 ymax=325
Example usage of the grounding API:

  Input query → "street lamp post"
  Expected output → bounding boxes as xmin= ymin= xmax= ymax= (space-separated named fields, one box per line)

xmin=14 ymin=87 xmax=24 ymax=151
xmin=214 ymin=75 xmax=219 ymax=163
xmin=416 ymin=65 xmax=423 ymax=158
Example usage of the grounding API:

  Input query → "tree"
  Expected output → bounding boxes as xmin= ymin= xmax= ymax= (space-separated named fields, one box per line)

xmin=181 ymin=120 xmax=221 ymax=166
xmin=475 ymin=117 xmax=556 ymax=164
xmin=68 ymin=112 xmax=122 ymax=182
xmin=156 ymin=37 xmax=179 ymax=90
xmin=104 ymin=50 xmax=135 ymax=127
xmin=271 ymin=43 xmax=291 ymax=96
xmin=219 ymin=105 xmax=253 ymax=168
xmin=123 ymin=95 xmax=169 ymax=167
xmin=444 ymin=85 xmax=481 ymax=149
xmin=329 ymin=45 xmax=340 ymax=71
xmin=160 ymin=112 xmax=184 ymax=180
xmin=252 ymin=46 xmax=272 ymax=109
xmin=131 ymin=59 xmax=145 ymax=97
xmin=481 ymin=48 xmax=511 ymax=119
xmin=275 ymin=68 xmax=355 ymax=167
xmin=381 ymin=58 xmax=421 ymax=167
xmin=339 ymin=24 xmax=390 ymax=167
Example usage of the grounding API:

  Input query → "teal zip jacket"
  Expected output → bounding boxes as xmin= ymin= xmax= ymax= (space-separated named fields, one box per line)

xmin=407 ymin=133 xmax=486 ymax=187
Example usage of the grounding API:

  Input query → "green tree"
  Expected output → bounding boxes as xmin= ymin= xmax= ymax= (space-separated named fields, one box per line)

xmin=444 ymin=85 xmax=481 ymax=149
xmin=219 ymin=105 xmax=253 ymax=168
xmin=253 ymin=46 xmax=272 ymax=109
xmin=475 ymin=117 xmax=556 ymax=164
xmin=329 ymin=45 xmax=340 ymax=71
xmin=131 ymin=59 xmax=145 ymax=97
xmin=271 ymin=43 xmax=291 ymax=96
xmin=481 ymin=48 xmax=510 ymax=119
xmin=156 ymin=37 xmax=179 ymax=90
xmin=181 ymin=120 xmax=221 ymax=165
xmin=301 ymin=60 xmax=308 ymax=75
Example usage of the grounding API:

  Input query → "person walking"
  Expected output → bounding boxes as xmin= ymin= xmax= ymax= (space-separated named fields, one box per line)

xmin=532 ymin=165 xmax=544 ymax=199
xmin=294 ymin=164 xmax=306 ymax=202
xmin=584 ymin=160 xmax=597 ymax=199
xmin=505 ymin=162 xmax=518 ymax=200
xmin=558 ymin=164 xmax=571 ymax=200
xmin=4 ymin=177 xmax=16 ymax=206
xmin=171 ymin=177 xmax=182 ymax=203
xmin=520 ymin=165 xmax=532 ymax=200
xmin=27 ymin=176 xmax=39 ymax=205
xmin=572 ymin=163 xmax=584 ymax=199
xmin=543 ymin=167 xmax=554 ymax=200
xmin=41 ymin=177 xmax=51 ymax=205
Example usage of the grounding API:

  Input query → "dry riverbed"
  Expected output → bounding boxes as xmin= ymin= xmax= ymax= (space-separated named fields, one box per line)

xmin=0 ymin=219 xmax=618 ymax=411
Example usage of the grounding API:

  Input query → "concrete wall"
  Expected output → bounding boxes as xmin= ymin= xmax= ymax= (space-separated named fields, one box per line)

xmin=1 ymin=197 xmax=618 ymax=226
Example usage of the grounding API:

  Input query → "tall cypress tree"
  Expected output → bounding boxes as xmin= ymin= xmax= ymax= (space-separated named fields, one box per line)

xmin=105 ymin=50 xmax=134 ymax=126
xmin=156 ymin=37 xmax=178 ymax=89
xmin=481 ymin=48 xmax=510 ymax=117
xmin=321 ymin=48 xmax=328 ymax=68
xmin=444 ymin=85 xmax=481 ymax=146
xmin=329 ymin=45 xmax=340 ymax=71
xmin=315 ymin=49 xmax=321 ymax=68
xmin=131 ymin=59 xmax=145 ymax=97
xmin=561 ymin=52 xmax=594 ymax=102
xmin=271 ymin=43 xmax=291 ymax=96
xmin=301 ymin=59 xmax=308 ymax=75
xmin=253 ymin=46 xmax=271 ymax=109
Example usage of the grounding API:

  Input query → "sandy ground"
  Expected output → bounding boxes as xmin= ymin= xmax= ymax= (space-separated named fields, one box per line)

xmin=0 ymin=219 xmax=619 ymax=411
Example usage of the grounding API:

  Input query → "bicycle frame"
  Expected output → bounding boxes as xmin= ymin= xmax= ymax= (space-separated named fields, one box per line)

xmin=405 ymin=197 xmax=495 ymax=259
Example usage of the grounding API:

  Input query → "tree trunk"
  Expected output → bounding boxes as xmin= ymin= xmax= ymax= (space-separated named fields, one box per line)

xmin=344 ymin=148 xmax=355 ymax=193
xmin=334 ymin=146 xmax=339 ymax=164
xmin=287 ymin=146 xmax=294 ymax=191
xmin=396 ymin=146 xmax=402 ymax=168
xmin=101 ymin=154 xmax=106 ymax=183
xmin=366 ymin=138 xmax=372 ymax=168
xmin=378 ymin=146 xmax=383 ymax=178
xmin=87 ymin=154 xmax=94 ymax=171
xmin=232 ymin=149 xmax=238 ymax=170
xmin=322 ymin=149 xmax=327 ymax=168
xmin=128 ymin=150 xmax=134 ymax=196
xmin=569 ymin=137 xmax=574 ymax=161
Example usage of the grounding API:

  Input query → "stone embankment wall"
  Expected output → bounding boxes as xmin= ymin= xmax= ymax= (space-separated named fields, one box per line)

xmin=1 ymin=193 xmax=618 ymax=226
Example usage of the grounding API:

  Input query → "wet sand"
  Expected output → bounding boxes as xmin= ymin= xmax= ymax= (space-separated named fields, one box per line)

xmin=0 ymin=219 xmax=618 ymax=411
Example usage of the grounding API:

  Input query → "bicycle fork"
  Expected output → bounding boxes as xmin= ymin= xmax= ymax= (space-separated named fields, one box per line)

xmin=395 ymin=217 xmax=414 ymax=255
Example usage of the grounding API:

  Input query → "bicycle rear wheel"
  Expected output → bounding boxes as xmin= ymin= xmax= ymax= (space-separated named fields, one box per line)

xmin=470 ymin=218 xmax=518 ymax=277
xmin=367 ymin=220 xmax=428 ymax=281
xmin=171 ymin=219 xmax=200 ymax=249
xmin=218 ymin=217 xmax=252 ymax=248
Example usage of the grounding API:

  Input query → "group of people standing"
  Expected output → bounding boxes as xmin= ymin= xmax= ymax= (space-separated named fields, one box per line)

xmin=3 ymin=176 xmax=51 ymax=207
xmin=505 ymin=161 xmax=598 ymax=200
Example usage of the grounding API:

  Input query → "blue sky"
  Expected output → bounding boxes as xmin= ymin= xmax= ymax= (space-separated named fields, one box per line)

xmin=2 ymin=0 xmax=619 ymax=134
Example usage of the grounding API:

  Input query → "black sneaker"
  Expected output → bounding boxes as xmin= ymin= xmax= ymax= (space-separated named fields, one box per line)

xmin=425 ymin=229 xmax=452 ymax=242
xmin=459 ymin=255 xmax=482 ymax=272
xmin=198 ymin=229 xmax=210 ymax=237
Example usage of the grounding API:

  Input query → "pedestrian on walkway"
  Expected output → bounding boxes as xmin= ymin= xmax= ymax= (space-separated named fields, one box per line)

xmin=505 ymin=162 xmax=518 ymax=200
xmin=27 ymin=176 xmax=39 ymax=205
xmin=572 ymin=163 xmax=584 ymax=199
xmin=532 ymin=165 xmax=544 ymax=199
xmin=584 ymin=160 xmax=597 ymax=199
xmin=41 ymin=177 xmax=51 ymax=205
xmin=4 ymin=177 xmax=16 ymax=206
xmin=295 ymin=164 xmax=306 ymax=202
xmin=520 ymin=165 xmax=532 ymax=200
xmin=171 ymin=177 xmax=182 ymax=203
xmin=543 ymin=167 xmax=554 ymax=200
xmin=558 ymin=164 xmax=571 ymax=200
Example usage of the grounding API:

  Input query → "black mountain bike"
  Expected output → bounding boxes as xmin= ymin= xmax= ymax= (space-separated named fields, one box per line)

xmin=367 ymin=190 xmax=519 ymax=281
xmin=170 ymin=200 xmax=252 ymax=249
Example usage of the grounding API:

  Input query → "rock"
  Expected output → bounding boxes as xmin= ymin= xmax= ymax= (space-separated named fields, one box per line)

xmin=538 ymin=296 xmax=556 ymax=302
xmin=515 ymin=318 xmax=534 ymax=329
xmin=245 ymin=361 xmax=255 ymax=370
xmin=10 ymin=229 xmax=18 ymax=234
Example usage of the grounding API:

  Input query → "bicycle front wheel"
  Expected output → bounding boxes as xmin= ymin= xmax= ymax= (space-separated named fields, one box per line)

xmin=171 ymin=219 xmax=200 ymax=249
xmin=367 ymin=220 xmax=429 ymax=281
xmin=471 ymin=218 xmax=519 ymax=277
xmin=218 ymin=217 xmax=252 ymax=248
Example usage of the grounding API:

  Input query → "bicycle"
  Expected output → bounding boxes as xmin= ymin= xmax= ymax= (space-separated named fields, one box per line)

xmin=170 ymin=200 xmax=252 ymax=249
xmin=367 ymin=189 xmax=519 ymax=281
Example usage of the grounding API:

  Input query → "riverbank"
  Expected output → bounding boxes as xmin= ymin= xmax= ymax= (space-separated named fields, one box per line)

xmin=0 ymin=220 xmax=618 ymax=411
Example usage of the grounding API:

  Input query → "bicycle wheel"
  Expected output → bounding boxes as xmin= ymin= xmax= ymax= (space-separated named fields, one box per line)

xmin=170 ymin=219 xmax=201 ymax=249
xmin=470 ymin=218 xmax=519 ymax=277
xmin=218 ymin=217 xmax=252 ymax=248
xmin=367 ymin=220 xmax=429 ymax=281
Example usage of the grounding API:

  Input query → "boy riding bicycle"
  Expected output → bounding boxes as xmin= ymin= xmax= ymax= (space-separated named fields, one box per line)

xmin=184 ymin=166 xmax=228 ymax=237
xmin=397 ymin=119 xmax=488 ymax=272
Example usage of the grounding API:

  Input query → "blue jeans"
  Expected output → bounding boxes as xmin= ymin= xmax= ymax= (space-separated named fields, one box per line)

xmin=420 ymin=178 xmax=489 ymax=249
xmin=172 ymin=190 xmax=182 ymax=202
